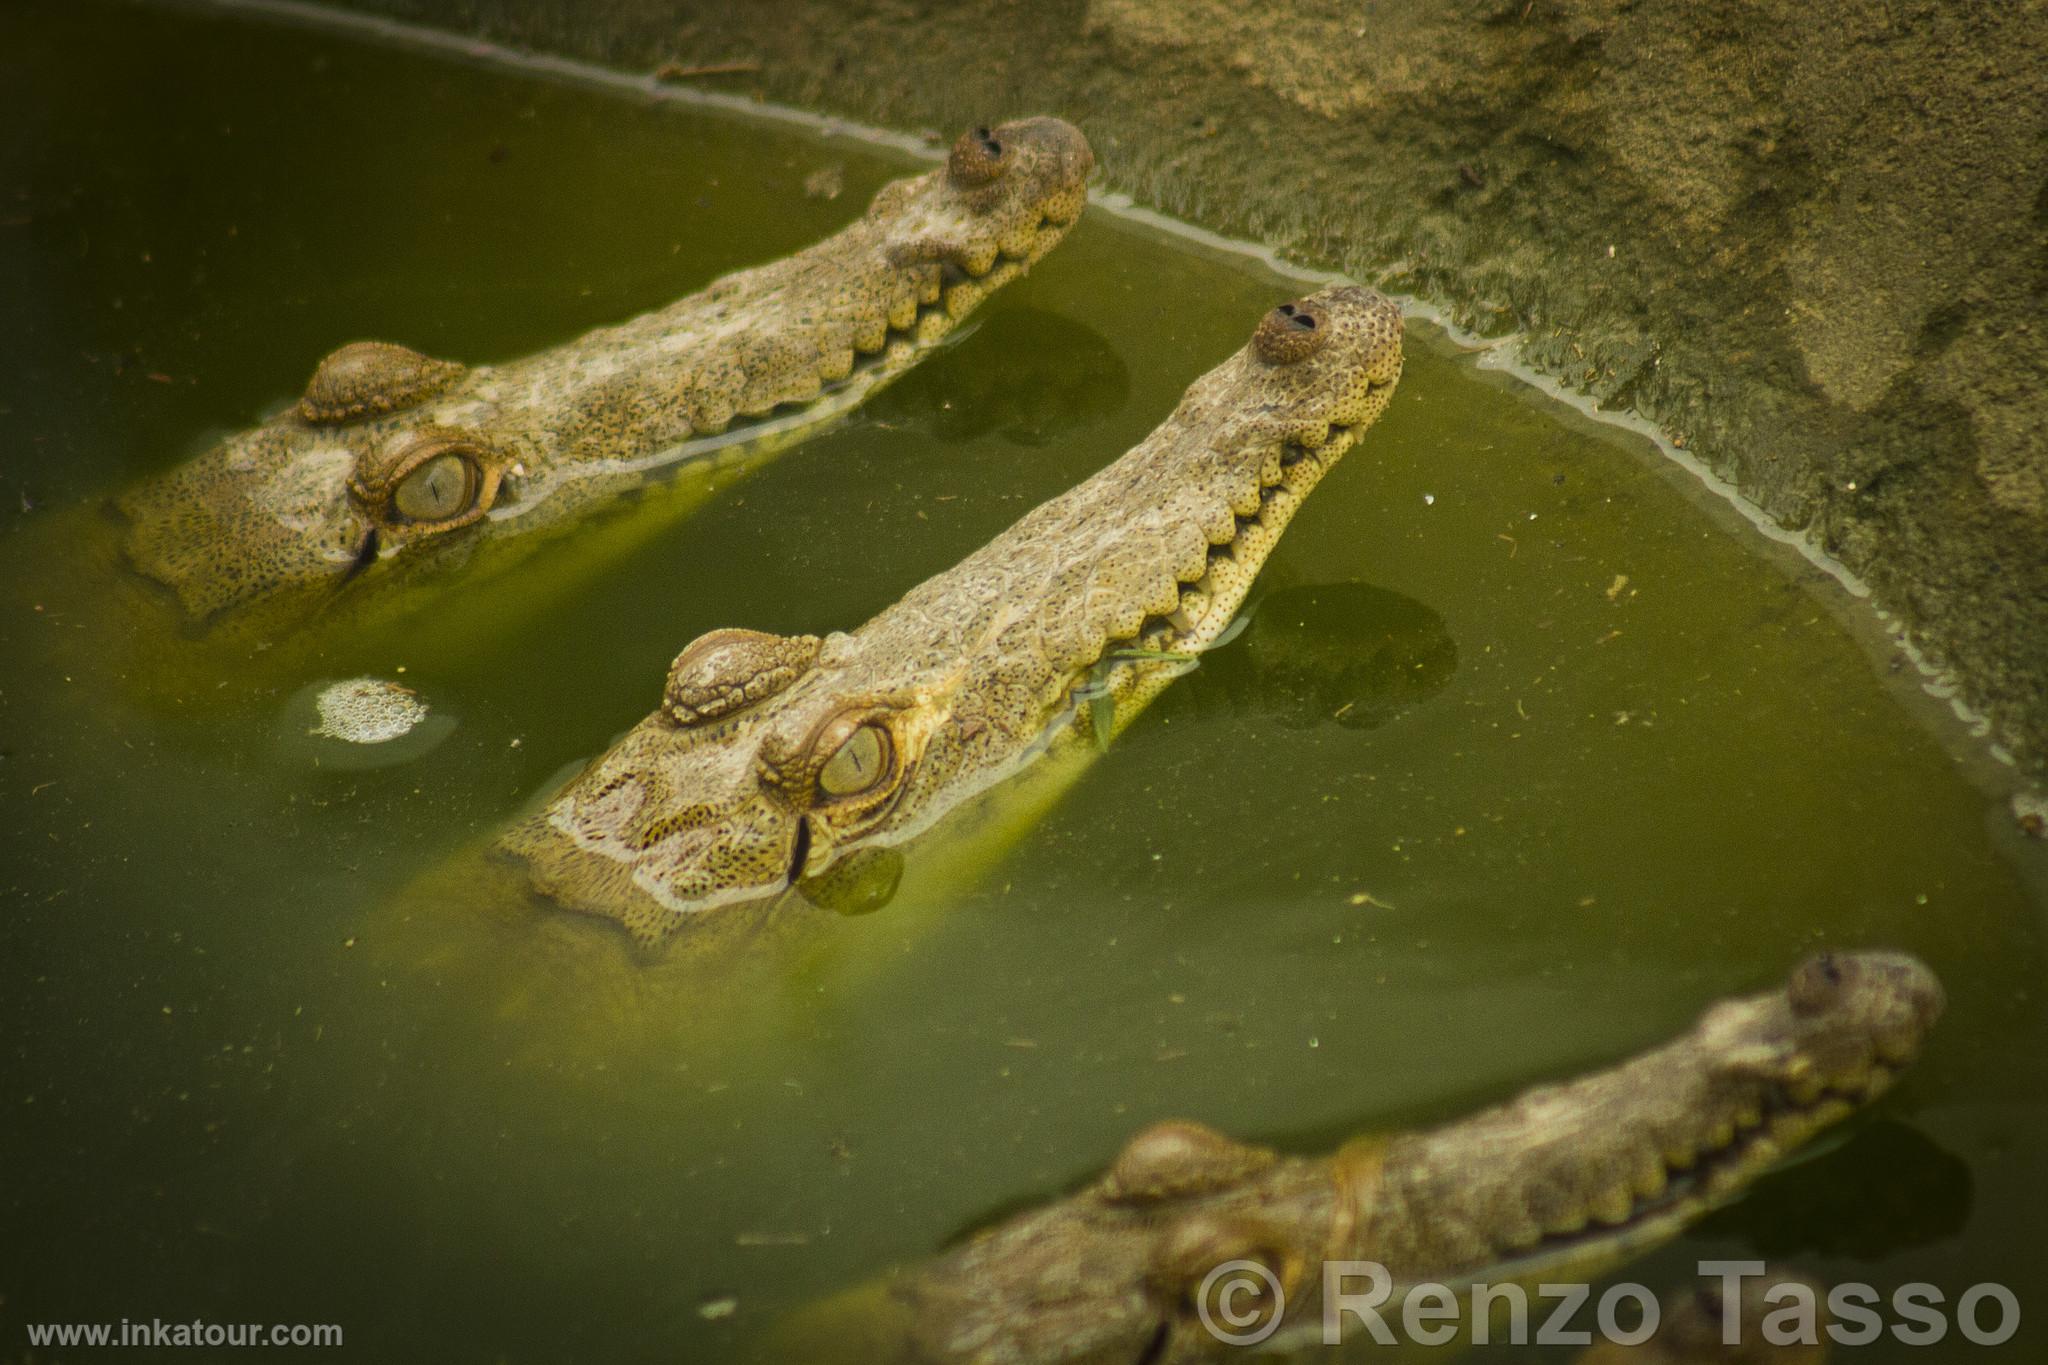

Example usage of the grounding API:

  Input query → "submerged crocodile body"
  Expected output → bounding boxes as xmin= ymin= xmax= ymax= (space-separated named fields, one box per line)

xmin=1578 ymin=1273 xmax=1832 ymax=1365
xmin=789 ymin=951 xmax=1937 ymax=1364
xmin=117 ymin=119 xmax=1092 ymax=627
xmin=499 ymin=285 xmax=1405 ymax=945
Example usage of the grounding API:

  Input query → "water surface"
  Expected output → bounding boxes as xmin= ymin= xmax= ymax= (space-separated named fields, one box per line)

xmin=2 ymin=2 xmax=2043 ymax=1360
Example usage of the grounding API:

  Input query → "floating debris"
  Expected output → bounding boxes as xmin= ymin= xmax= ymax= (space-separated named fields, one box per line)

xmin=802 ymin=164 xmax=845 ymax=200
xmin=312 ymin=677 xmax=428 ymax=744
xmin=274 ymin=677 xmax=458 ymax=770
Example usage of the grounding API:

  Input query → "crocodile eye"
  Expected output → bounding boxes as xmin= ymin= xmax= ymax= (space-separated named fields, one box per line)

xmin=350 ymin=427 xmax=508 ymax=536
xmin=818 ymin=723 xmax=891 ymax=797
xmin=392 ymin=451 xmax=478 ymax=523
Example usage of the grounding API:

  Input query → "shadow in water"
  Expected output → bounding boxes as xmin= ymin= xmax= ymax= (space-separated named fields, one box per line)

xmin=1181 ymin=580 xmax=1458 ymax=730
xmin=866 ymin=307 xmax=1129 ymax=446
xmin=1696 ymin=1118 xmax=1973 ymax=1259
xmin=803 ymin=582 xmax=1455 ymax=921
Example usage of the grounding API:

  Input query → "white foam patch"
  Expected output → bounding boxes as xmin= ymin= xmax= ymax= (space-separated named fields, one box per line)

xmin=312 ymin=676 xmax=430 ymax=744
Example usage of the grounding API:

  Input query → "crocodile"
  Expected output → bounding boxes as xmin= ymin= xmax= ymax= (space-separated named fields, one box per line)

xmin=498 ymin=285 xmax=1406 ymax=945
xmin=781 ymin=951 xmax=1937 ymax=1364
xmin=115 ymin=118 xmax=1093 ymax=628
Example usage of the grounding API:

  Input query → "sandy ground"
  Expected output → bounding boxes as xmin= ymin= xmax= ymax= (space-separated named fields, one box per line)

xmin=337 ymin=0 xmax=2048 ymax=774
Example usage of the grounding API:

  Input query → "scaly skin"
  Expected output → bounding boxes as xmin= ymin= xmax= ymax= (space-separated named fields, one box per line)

xmin=785 ymin=952 xmax=1935 ymax=1365
xmin=114 ymin=119 xmax=1093 ymax=628
xmin=498 ymin=286 xmax=1405 ymax=946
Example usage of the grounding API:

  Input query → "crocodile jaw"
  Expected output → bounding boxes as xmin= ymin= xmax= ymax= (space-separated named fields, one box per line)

xmin=116 ymin=117 xmax=1094 ymax=628
xmin=874 ymin=952 xmax=1941 ymax=1365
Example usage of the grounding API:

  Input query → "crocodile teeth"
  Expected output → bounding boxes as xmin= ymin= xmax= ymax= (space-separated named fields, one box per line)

xmin=1260 ymin=483 xmax=1302 ymax=527
xmin=852 ymin=318 xmax=889 ymax=353
xmin=943 ymin=278 xmax=987 ymax=318
xmin=1662 ymin=1140 xmax=1698 ymax=1172
xmin=1203 ymin=552 xmax=1253 ymax=605
xmin=1631 ymin=1154 xmax=1668 ymax=1200
xmin=1542 ymin=1204 xmax=1590 ymax=1238
xmin=1198 ymin=503 xmax=1237 ymax=545
xmin=692 ymin=396 xmax=735 ymax=433
xmin=1775 ymin=1098 xmax=1850 ymax=1142
xmin=1497 ymin=1214 xmax=1543 ymax=1252
xmin=1589 ymin=1184 xmax=1637 ymax=1227
xmin=1280 ymin=449 xmax=1323 ymax=485
xmin=1720 ymin=1134 xmax=1782 ymax=1189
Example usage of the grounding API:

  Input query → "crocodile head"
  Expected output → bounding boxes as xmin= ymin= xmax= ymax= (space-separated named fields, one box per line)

xmin=500 ymin=286 xmax=1404 ymax=946
xmin=115 ymin=117 xmax=1093 ymax=629
xmin=852 ymin=951 xmax=1940 ymax=1365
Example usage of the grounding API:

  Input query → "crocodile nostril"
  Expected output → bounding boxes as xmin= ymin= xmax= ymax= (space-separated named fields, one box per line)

xmin=1788 ymin=951 xmax=1846 ymax=1016
xmin=948 ymin=125 xmax=1013 ymax=186
xmin=1253 ymin=300 xmax=1330 ymax=363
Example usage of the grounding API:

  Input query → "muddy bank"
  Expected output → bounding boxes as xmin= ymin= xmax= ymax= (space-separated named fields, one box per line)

xmin=324 ymin=0 xmax=2047 ymax=773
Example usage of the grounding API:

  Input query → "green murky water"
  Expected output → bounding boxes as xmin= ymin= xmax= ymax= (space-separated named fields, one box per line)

xmin=3 ymin=3 xmax=2044 ymax=1361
